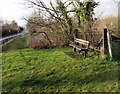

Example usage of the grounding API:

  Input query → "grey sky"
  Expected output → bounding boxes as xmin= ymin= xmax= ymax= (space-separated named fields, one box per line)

xmin=0 ymin=0 xmax=118 ymax=26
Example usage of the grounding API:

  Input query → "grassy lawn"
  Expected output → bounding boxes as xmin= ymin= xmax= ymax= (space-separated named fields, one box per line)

xmin=2 ymin=47 xmax=119 ymax=92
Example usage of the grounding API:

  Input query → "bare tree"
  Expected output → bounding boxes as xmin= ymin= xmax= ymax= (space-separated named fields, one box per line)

xmin=25 ymin=0 xmax=99 ymax=40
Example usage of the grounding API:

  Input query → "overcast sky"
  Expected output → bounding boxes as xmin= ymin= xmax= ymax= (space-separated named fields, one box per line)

xmin=0 ymin=0 xmax=118 ymax=26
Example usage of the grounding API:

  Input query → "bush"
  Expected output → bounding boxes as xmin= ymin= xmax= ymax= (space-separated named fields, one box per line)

xmin=26 ymin=27 xmax=69 ymax=49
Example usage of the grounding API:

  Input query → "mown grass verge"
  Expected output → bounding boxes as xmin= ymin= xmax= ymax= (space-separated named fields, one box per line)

xmin=2 ymin=47 xmax=119 ymax=93
xmin=2 ymin=35 xmax=26 ymax=52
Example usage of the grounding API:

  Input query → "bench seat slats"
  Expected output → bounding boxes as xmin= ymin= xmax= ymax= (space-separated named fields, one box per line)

xmin=75 ymin=40 xmax=89 ymax=46
xmin=69 ymin=38 xmax=90 ymax=57
xmin=76 ymin=38 xmax=89 ymax=44
xmin=69 ymin=44 xmax=88 ymax=50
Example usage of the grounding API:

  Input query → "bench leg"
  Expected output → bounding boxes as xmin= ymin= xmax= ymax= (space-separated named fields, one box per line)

xmin=84 ymin=51 xmax=87 ymax=57
xmin=74 ymin=48 xmax=76 ymax=52
xmin=78 ymin=50 xmax=81 ymax=53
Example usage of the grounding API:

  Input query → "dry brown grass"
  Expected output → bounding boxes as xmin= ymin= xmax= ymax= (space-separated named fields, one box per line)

xmin=97 ymin=16 xmax=118 ymax=34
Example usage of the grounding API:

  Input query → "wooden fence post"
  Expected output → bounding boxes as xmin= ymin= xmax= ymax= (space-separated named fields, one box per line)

xmin=102 ymin=28 xmax=113 ymax=57
xmin=103 ymin=28 xmax=108 ymax=55
xmin=107 ymin=31 xmax=112 ymax=57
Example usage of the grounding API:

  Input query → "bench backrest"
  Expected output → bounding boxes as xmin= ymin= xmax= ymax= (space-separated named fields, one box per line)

xmin=75 ymin=38 xmax=90 ymax=49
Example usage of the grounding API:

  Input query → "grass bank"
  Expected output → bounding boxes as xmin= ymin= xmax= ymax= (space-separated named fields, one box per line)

xmin=2 ymin=47 xmax=119 ymax=92
xmin=2 ymin=35 xmax=26 ymax=52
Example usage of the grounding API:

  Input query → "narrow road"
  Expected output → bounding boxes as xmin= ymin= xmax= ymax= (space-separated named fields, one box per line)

xmin=0 ymin=32 xmax=25 ymax=45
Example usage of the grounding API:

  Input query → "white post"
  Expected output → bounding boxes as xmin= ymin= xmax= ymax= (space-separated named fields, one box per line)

xmin=107 ymin=31 xmax=112 ymax=57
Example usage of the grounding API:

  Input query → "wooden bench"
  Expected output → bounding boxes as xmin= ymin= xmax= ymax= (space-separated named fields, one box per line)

xmin=69 ymin=38 xmax=90 ymax=57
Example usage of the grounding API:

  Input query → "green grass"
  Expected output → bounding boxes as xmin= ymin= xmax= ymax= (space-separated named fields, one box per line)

xmin=2 ymin=47 xmax=119 ymax=93
xmin=2 ymin=35 xmax=26 ymax=52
